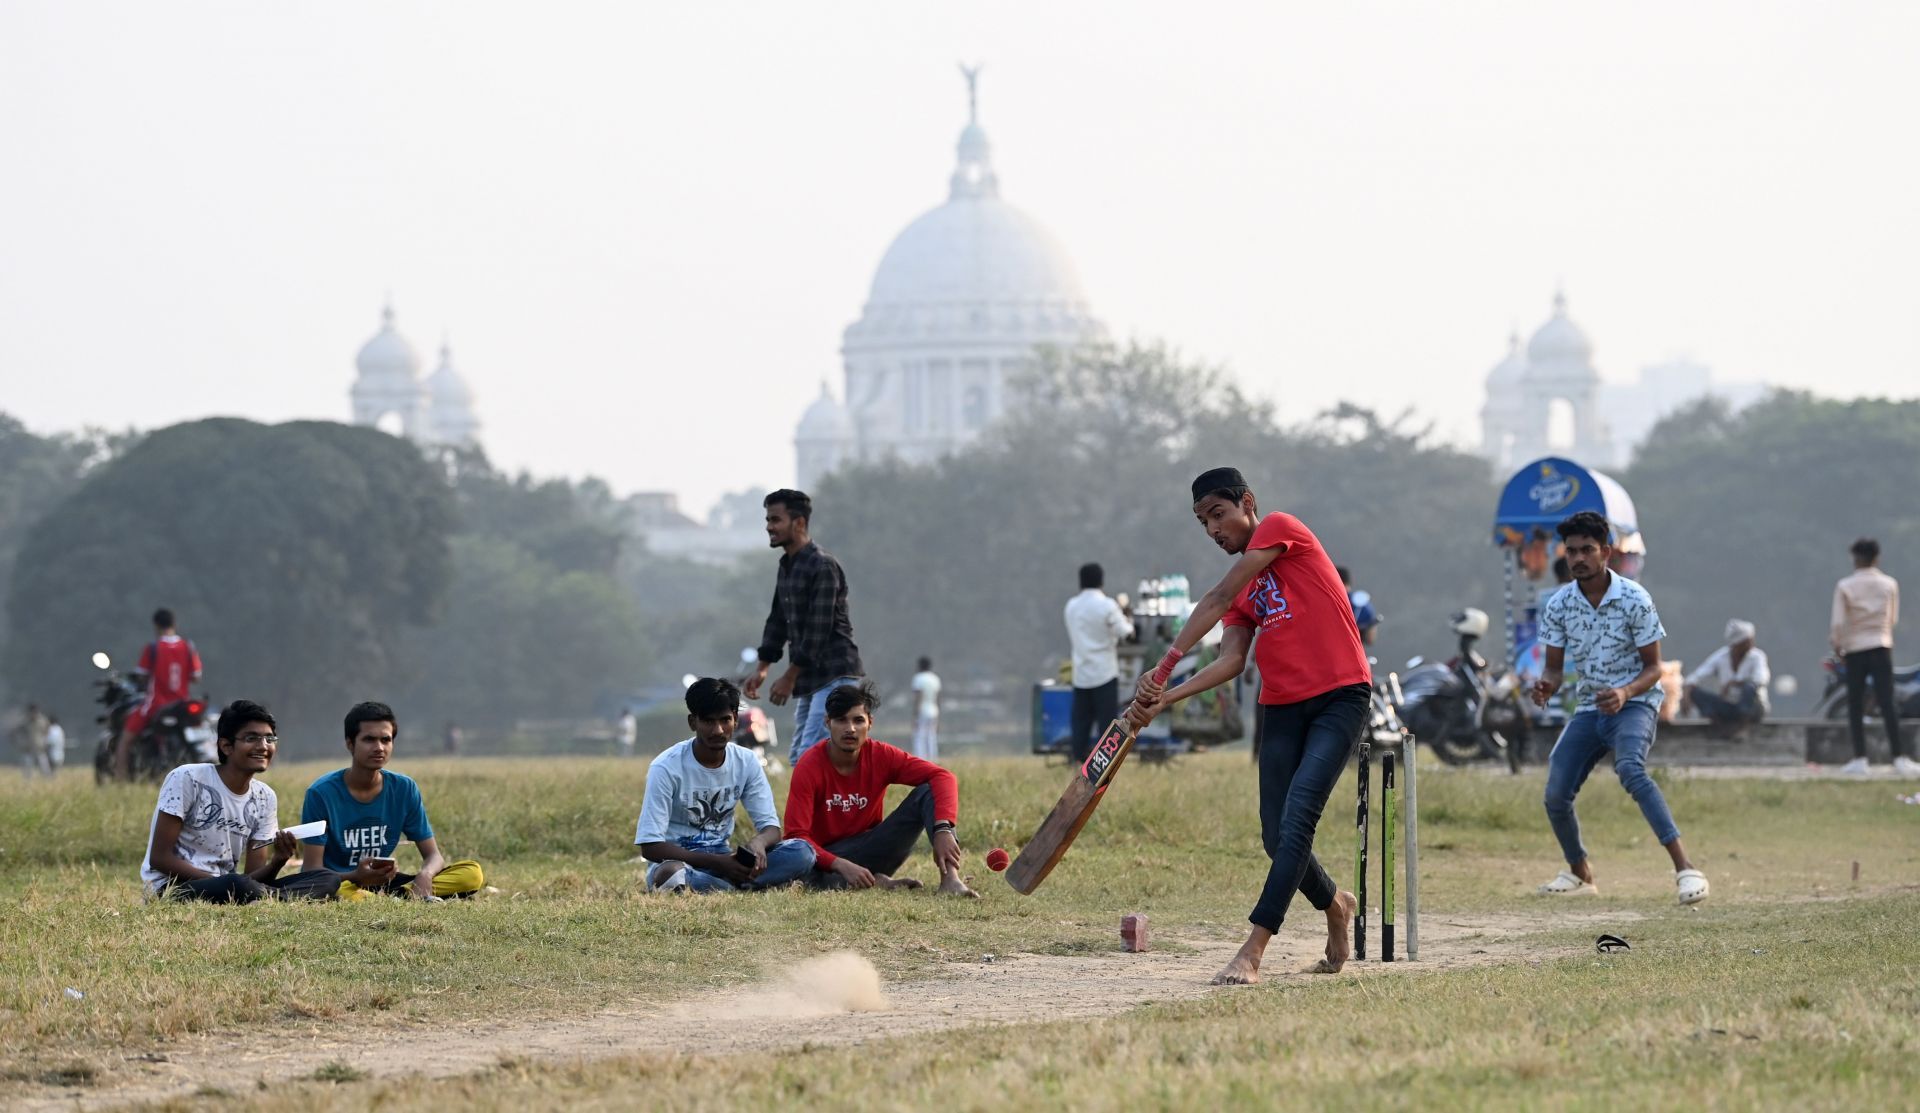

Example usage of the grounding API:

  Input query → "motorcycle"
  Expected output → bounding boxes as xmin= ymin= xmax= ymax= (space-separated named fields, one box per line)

xmin=1393 ymin=608 xmax=1532 ymax=770
xmin=89 ymin=652 xmax=213 ymax=784
xmin=1813 ymin=654 xmax=1920 ymax=721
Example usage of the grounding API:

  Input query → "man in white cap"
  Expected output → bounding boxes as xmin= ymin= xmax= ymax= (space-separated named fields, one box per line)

xmin=1684 ymin=620 xmax=1770 ymax=734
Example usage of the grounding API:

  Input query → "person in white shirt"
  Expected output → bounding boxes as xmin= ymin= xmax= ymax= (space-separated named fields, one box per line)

xmin=140 ymin=700 xmax=342 ymax=903
xmin=44 ymin=715 xmax=65 ymax=771
xmin=1685 ymin=620 xmax=1770 ymax=732
xmin=910 ymin=657 xmax=942 ymax=760
xmin=1064 ymin=563 xmax=1136 ymax=761
xmin=1831 ymin=537 xmax=1911 ymax=775
xmin=634 ymin=678 xmax=816 ymax=892
xmin=616 ymin=708 xmax=638 ymax=758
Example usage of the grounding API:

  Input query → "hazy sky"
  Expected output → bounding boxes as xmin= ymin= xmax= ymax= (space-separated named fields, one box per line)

xmin=4 ymin=3 xmax=1916 ymax=515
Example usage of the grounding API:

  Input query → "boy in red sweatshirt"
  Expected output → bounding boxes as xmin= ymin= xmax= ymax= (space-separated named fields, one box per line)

xmin=783 ymin=681 xmax=976 ymax=896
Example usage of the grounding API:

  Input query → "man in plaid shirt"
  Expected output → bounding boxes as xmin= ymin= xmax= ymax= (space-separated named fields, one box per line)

xmin=743 ymin=489 xmax=866 ymax=764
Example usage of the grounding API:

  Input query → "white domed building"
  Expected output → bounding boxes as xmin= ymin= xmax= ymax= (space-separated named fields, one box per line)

xmin=349 ymin=302 xmax=481 ymax=450
xmin=1478 ymin=291 xmax=1615 ymax=474
xmin=797 ymin=69 xmax=1106 ymax=487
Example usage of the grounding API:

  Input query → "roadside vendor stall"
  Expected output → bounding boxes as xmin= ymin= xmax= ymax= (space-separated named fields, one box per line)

xmin=1493 ymin=457 xmax=1645 ymax=691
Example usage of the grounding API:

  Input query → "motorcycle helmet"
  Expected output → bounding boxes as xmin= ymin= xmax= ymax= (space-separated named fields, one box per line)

xmin=1449 ymin=607 xmax=1490 ymax=638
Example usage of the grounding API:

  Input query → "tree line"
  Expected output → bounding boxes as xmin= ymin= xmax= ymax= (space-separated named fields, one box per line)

xmin=2 ymin=357 xmax=1912 ymax=755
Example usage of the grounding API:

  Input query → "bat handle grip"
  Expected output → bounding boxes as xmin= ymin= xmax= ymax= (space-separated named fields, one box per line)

xmin=1151 ymin=647 xmax=1183 ymax=686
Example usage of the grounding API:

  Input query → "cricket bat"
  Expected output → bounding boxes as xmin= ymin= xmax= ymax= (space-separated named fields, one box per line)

xmin=1005 ymin=659 xmax=1174 ymax=894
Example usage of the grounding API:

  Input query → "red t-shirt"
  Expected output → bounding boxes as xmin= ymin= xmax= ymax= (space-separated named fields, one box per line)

xmin=139 ymin=635 xmax=202 ymax=709
xmin=783 ymin=740 xmax=959 ymax=869
xmin=1222 ymin=513 xmax=1372 ymax=705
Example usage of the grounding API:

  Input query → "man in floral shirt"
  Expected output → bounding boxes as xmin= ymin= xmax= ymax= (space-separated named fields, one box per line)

xmin=1531 ymin=511 xmax=1708 ymax=906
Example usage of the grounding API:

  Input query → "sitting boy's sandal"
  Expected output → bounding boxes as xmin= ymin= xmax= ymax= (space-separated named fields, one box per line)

xmin=1675 ymin=868 xmax=1710 ymax=905
xmin=1538 ymin=870 xmax=1598 ymax=896
xmin=1595 ymin=934 xmax=1631 ymax=953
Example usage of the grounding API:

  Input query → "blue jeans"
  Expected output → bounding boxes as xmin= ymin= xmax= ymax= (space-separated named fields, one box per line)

xmin=790 ymin=675 xmax=862 ymax=764
xmin=1249 ymin=684 xmax=1371 ymax=933
xmin=676 ymin=838 xmax=817 ymax=892
xmin=1543 ymin=704 xmax=1680 ymax=867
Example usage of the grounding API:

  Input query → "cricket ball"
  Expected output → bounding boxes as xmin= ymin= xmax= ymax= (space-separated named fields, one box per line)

xmin=986 ymin=847 xmax=1010 ymax=872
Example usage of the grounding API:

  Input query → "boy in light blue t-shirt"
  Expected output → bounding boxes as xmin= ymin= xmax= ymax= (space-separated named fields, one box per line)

xmin=300 ymin=701 xmax=485 ymax=900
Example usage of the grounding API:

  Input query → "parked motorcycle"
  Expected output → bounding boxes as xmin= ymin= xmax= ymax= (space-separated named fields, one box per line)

xmin=89 ymin=652 xmax=213 ymax=784
xmin=1813 ymin=654 xmax=1920 ymax=721
xmin=1393 ymin=608 xmax=1531 ymax=770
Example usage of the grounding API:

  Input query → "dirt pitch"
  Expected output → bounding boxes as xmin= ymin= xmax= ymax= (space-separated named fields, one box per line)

xmin=13 ymin=905 xmax=1644 ymax=1111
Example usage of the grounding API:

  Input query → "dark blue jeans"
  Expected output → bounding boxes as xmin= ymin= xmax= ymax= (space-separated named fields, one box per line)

xmin=1543 ymin=704 xmax=1679 ymax=867
xmin=1250 ymin=684 xmax=1371 ymax=933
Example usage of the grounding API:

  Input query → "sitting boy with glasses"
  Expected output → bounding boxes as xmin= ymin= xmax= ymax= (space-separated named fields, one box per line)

xmin=139 ymin=700 xmax=342 ymax=903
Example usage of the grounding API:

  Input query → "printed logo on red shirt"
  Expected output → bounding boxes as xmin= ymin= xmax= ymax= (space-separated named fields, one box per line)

xmin=825 ymin=792 xmax=870 ymax=813
xmin=1251 ymin=570 xmax=1293 ymax=624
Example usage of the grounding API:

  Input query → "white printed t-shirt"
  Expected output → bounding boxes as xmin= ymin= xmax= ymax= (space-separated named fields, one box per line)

xmin=634 ymin=740 xmax=779 ymax=851
xmin=911 ymin=670 xmax=942 ymax=720
xmin=140 ymin=763 xmax=278 ymax=894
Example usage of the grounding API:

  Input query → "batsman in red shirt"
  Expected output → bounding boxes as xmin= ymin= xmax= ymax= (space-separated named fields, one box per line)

xmin=782 ymin=681 xmax=976 ymax=897
xmin=1130 ymin=467 xmax=1373 ymax=985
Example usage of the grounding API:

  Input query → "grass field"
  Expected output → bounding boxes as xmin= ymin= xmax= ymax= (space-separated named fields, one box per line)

xmin=3 ymin=748 xmax=1917 ymax=1110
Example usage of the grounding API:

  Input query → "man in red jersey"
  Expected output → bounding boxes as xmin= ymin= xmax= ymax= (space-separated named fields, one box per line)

xmin=783 ymin=681 xmax=976 ymax=897
xmin=115 ymin=608 xmax=204 ymax=780
xmin=1130 ymin=468 xmax=1371 ymax=985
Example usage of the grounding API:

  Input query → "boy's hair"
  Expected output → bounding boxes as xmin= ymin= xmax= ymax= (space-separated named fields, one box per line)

xmin=1078 ymin=562 xmax=1103 ymax=589
xmin=685 ymin=677 xmax=742 ymax=719
xmin=1555 ymin=511 xmax=1612 ymax=546
xmin=763 ymin=489 xmax=813 ymax=524
xmin=917 ymin=656 xmax=932 ymax=672
xmin=152 ymin=607 xmax=175 ymax=629
xmin=215 ymin=700 xmax=276 ymax=765
xmin=1336 ymin=565 xmax=1352 ymax=586
xmin=344 ymin=701 xmax=398 ymax=741
xmin=824 ymin=680 xmax=881 ymax=721
xmin=1852 ymin=537 xmax=1880 ymax=564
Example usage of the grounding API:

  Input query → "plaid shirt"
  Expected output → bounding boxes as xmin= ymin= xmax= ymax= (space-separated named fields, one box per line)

xmin=757 ymin=542 xmax=864 ymax=697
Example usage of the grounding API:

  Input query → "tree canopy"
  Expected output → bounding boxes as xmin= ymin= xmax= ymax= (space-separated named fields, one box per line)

xmin=1625 ymin=392 xmax=1920 ymax=703
xmin=810 ymin=342 xmax=1502 ymax=699
xmin=5 ymin=419 xmax=453 ymax=743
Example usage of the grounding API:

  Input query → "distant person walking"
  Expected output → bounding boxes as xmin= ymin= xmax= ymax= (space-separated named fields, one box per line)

xmin=910 ymin=657 xmax=942 ymax=760
xmin=1064 ymin=563 xmax=1134 ymax=762
xmin=15 ymin=703 xmax=51 ymax=778
xmin=743 ymin=489 xmax=865 ymax=765
xmin=616 ymin=709 xmax=638 ymax=758
xmin=1831 ymin=537 xmax=1911 ymax=775
xmin=44 ymin=715 xmax=65 ymax=772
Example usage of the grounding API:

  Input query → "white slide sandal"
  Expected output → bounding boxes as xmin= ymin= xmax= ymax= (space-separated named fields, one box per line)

xmin=1538 ymin=870 xmax=1598 ymax=896
xmin=1676 ymin=868 xmax=1710 ymax=905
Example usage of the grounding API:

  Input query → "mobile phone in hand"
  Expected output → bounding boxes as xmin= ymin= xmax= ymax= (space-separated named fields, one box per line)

xmin=733 ymin=847 xmax=757 ymax=868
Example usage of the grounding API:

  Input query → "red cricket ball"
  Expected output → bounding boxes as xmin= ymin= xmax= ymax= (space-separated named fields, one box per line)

xmin=986 ymin=847 xmax=1010 ymax=872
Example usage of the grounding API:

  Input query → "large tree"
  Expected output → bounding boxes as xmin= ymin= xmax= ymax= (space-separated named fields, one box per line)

xmin=810 ymin=342 xmax=1501 ymax=701
xmin=1625 ymin=392 xmax=1920 ymax=708
xmin=5 ymin=419 xmax=452 ymax=746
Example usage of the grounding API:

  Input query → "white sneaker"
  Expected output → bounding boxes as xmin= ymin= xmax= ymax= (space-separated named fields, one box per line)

xmin=1839 ymin=757 xmax=1871 ymax=776
xmin=646 ymin=861 xmax=689 ymax=893
xmin=1893 ymin=756 xmax=1920 ymax=778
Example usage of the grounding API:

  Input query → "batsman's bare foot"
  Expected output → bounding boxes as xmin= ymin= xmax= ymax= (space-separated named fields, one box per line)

xmin=1311 ymin=890 xmax=1357 ymax=973
xmin=938 ymin=875 xmax=979 ymax=898
xmin=873 ymin=874 xmax=922 ymax=891
xmin=1211 ymin=928 xmax=1273 ymax=985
